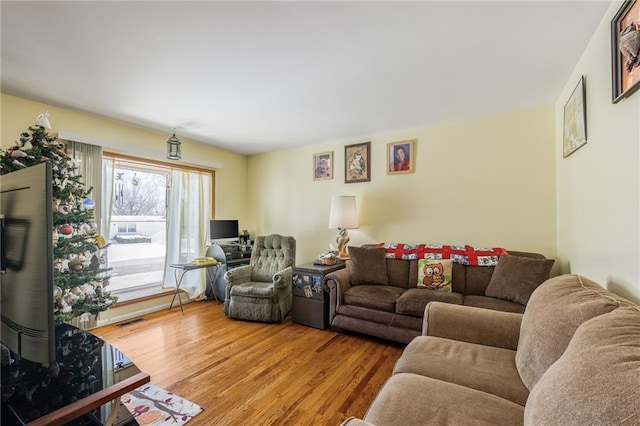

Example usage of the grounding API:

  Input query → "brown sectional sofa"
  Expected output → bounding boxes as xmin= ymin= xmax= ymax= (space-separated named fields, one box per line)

xmin=323 ymin=245 xmax=552 ymax=344
xmin=341 ymin=274 xmax=640 ymax=426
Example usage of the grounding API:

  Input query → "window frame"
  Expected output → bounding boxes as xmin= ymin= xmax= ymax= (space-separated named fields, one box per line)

xmin=104 ymin=152 xmax=216 ymax=219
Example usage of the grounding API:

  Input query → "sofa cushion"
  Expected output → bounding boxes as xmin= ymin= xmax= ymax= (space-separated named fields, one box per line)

xmin=394 ymin=336 xmax=529 ymax=405
xmin=348 ymin=246 xmax=389 ymax=286
xmin=364 ymin=373 xmax=525 ymax=426
xmin=516 ymin=274 xmax=630 ymax=390
xmin=485 ymin=254 xmax=554 ymax=305
xmin=396 ymin=288 xmax=463 ymax=317
xmin=332 ymin=309 xmax=422 ymax=344
xmin=463 ymin=295 xmax=525 ymax=313
xmin=450 ymin=263 xmax=466 ymax=294
xmin=524 ymin=307 xmax=640 ymax=425
xmin=385 ymin=258 xmax=410 ymax=288
xmin=343 ymin=285 xmax=405 ymax=313
xmin=464 ymin=265 xmax=496 ymax=296
xmin=417 ymin=259 xmax=453 ymax=291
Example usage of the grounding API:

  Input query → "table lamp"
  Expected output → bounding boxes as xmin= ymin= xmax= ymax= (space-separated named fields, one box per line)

xmin=328 ymin=195 xmax=359 ymax=260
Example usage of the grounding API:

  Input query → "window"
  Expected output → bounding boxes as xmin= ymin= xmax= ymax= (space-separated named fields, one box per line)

xmin=106 ymin=160 xmax=169 ymax=293
xmin=117 ymin=223 xmax=137 ymax=233
xmin=103 ymin=154 xmax=215 ymax=300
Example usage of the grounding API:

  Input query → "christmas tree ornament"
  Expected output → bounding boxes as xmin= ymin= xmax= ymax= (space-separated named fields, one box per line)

xmin=94 ymin=234 xmax=107 ymax=248
xmin=58 ymin=204 xmax=72 ymax=214
xmin=83 ymin=198 xmax=95 ymax=209
xmin=59 ymin=224 xmax=73 ymax=235
xmin=52 ymin=230 xmax=59 ymax=246
xmin=68 ymin=257 xmax=84 ymax=272
xmin=78 ymin=223 xmax=93 ymax=235
xmin=79 ymin=312 xmax=92 ymax=325
xmin=63 ymin=291 xmax=79 ymax=310
xmin=89 ymin=254 xmax=100 ymax=271
xmin=35 ymin=112 xmax=51 ymax=129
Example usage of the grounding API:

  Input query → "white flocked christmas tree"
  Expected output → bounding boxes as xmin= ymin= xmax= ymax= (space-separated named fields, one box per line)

xmin=0 ymin=113 xmax=117 ymax=322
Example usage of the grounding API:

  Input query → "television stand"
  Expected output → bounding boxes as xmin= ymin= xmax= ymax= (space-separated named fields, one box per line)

xmin=227 ymin=256 xmax=251 ymax=269
xmin=219 ymin=244 xmax=252 ymax=270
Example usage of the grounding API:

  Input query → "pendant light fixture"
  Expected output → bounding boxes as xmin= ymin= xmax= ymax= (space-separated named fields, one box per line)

xmin=166 ymin=128 xmax=181 ymax=160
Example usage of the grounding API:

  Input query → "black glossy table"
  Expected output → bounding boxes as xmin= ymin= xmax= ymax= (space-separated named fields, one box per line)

xmin=1 ymin=322 xmax=149 ymax=426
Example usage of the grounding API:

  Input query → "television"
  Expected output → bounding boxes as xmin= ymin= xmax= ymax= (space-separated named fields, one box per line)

xmin=0 ymin=162 xmax=55 ymax=364
xmin=209 ymin=219 xmax=239 ymax=241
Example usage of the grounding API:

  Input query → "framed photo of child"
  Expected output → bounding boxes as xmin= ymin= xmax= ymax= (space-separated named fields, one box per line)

xmin=387 ymin=139 xmax=416 ymax=175
xmin=313 ymin=151 xmax=333 ymax=181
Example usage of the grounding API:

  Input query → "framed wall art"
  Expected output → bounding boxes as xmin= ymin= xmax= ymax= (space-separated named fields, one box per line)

xmin=563 ymin=76 xmax=587 ymax=158
xmin=313 ymin=151 xmax=333 ymax=181
xmin=345 ymin=142 xmax=370 ymax=183
xmin=611 ymin=0 xmax=640 ymax=103
xmin=387 ymin=139 xmax=416 ymax=175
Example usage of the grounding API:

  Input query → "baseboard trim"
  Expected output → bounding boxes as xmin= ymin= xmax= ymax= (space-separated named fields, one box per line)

xmin=96 ymin=298 xmax=193 ymax=327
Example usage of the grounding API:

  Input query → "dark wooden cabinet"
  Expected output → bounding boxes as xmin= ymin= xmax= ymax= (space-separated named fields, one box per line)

xmin=292 ymin=262 xmax=346 ymax=329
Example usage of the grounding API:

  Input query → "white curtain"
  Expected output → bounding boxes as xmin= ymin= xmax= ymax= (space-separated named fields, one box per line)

xmin=66 ymin=140 xmax=103 ymax=234
xmin=163 ymin=169 xmax=212 ymax=299
xmin=101 ymin=158 xmax=115 ymax=241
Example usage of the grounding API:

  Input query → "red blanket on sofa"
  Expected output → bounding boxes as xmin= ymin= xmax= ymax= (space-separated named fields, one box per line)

xmin=378 ymin=243 xmax=507 ymax=266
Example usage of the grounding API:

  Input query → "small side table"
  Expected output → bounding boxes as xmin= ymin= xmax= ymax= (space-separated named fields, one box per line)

xmin=169 ymin=262 xmax=219 ymax=314
xmin=292 ymin=261 xmax=346 ymax=329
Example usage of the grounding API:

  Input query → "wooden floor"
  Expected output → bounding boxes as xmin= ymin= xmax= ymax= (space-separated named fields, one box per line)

xmin=92 ymin=301 xmax=405 ymax=426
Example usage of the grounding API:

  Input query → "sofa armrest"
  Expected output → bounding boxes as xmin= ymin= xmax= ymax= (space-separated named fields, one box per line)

xmin=323 ymin=268 xmax=352 ymax=293
xmin=323 ymin=268 xmax=352 ymax=324
xmin=340 ymin=417 xmax=376 ymax=426
xmin=422 ymin=302 xmax=522 ymax=350
xmin=273 ymin=266 xmax=293 ymax=290
xmin=224 ymin=265 xmax=252 ymax=297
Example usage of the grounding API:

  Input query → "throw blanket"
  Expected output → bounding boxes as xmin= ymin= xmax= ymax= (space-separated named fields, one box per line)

xmin=379 ymin=243 xmax=507 ymax=266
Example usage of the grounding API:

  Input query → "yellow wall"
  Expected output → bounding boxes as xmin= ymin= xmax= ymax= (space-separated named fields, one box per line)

xmin=555 ymin=1 xmax=640 ymax=304
xmin=247 ymin=106 xmax=557 ymax=266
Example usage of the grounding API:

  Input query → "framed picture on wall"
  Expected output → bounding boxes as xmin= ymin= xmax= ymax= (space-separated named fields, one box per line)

xmin=611 ymin=0 xmax=640 ymax=103
xmin=313 ymin=151 xmax=333 ymax=181
xmin=387 ymin=139 xmax=416 ymax=174
xmin=563 ymin=76 xmax=587 ymax=158
xmin=345 ymin=142 xmax=371 ymax=183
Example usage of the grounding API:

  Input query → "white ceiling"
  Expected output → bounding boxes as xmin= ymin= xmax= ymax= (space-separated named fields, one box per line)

xmin=1 ymin=1 xmax=610 ymax=155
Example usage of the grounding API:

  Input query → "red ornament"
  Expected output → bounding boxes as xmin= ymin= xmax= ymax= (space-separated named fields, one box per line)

xmin=59 ymin=224 xmax=73 ymax=235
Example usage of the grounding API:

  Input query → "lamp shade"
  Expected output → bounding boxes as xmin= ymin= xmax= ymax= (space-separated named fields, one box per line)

xmin=328 ymin=195 xmax=359 ymax=229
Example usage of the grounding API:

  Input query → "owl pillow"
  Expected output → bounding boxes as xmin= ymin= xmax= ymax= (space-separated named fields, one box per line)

xmin=417 ymin=259 xmax=453 ymax=292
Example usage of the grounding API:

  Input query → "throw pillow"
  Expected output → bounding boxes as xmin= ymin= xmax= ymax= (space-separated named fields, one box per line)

xmin=348 ymin=246 xmax=389 ymax=286
xmin=485 ymin=254 xmax=554 ymax=305
xmin=417 ymin=259 xmax=453 ymax=292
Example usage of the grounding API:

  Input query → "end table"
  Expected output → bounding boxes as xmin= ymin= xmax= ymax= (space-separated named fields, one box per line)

xmin=292 ymin=261 xmax=346 ymax=329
